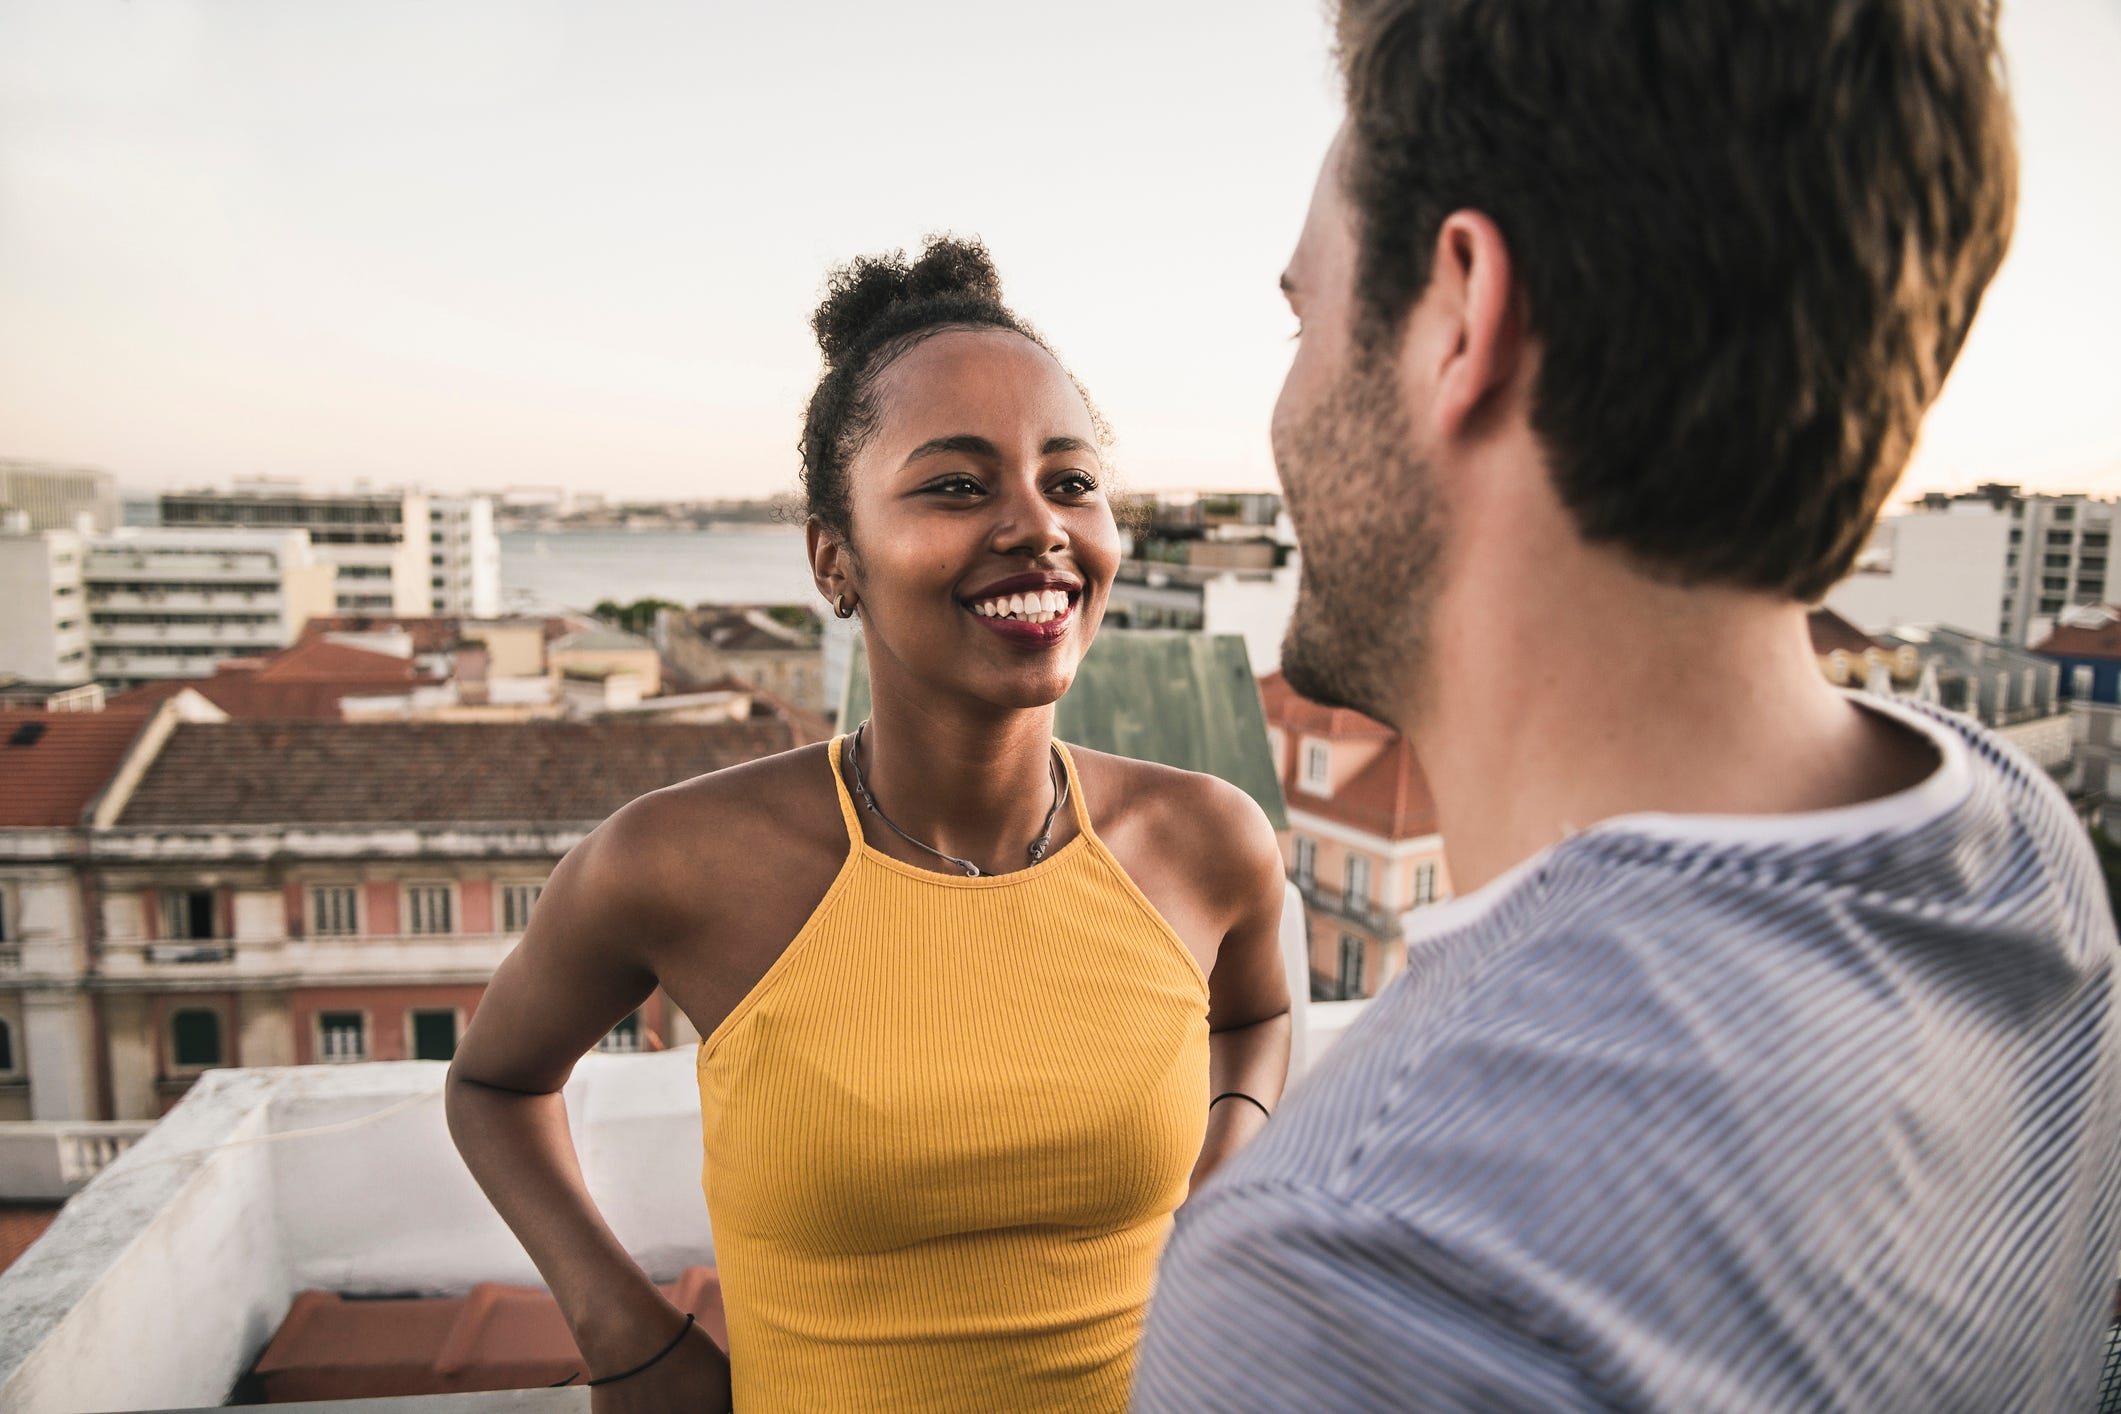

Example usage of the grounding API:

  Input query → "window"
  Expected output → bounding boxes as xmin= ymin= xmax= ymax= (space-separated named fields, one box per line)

xmin=1414 ymin=862 xmax=1438 ymax=906
xmin=1292 ymin=836 xmax=1316 ymax=886
xmin=0 ymin=889 xmax=9 ymax=943
xmin=2075 ymin=666 xmax=2096 ymax=699
xmin=318 ymin=1011 xmax=369 ymax=1062
xmin=406 ymin=884 xmax=455 ymax=935
xmin=1300 ymin=740 xmax=1331 ymax=793
xmin=310 ymin=886 xmax=359 ymax=937
xmin=1338 ymin=934 xmax=1366 ymax=998
xmin=170 ymin=1009 xmax=223 ymax=1071
xmin=501 ymin=883 xmax=543 ymax=933
xmin=1345 ymin=856 xmax=1370 ymax=911
xmin=597 ymin=1011 xmax=644 ymax=1054
xmin=410 ymin=1009 xmax=459 ymax=1061
xmin=0 ymin=1016 xmax=15 ymax=1075
xmin=161 ymin=888 xmax=218 ymax=941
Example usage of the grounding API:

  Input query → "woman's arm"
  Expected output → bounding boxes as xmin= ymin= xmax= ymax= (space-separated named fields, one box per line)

xmin=446 ymin=796 xmax=732 ymax=1411
xmin=1188 ymin=784 xmax=1294 ymax=1191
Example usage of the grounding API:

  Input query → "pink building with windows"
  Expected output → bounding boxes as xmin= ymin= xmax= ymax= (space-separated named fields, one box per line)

xmin=1260 ymin=673 xmax=1452 ymax=1000
xmin=1 ymin=693 xmax=811 ymax=1120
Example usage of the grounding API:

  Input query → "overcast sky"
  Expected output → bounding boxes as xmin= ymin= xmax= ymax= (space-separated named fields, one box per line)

xmin=3 ymin=0 xmax=2117 ymax=505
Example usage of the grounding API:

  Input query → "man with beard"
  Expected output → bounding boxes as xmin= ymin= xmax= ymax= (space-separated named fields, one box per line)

xmin=1133 ymin=3 xmax=2121 ymax=1411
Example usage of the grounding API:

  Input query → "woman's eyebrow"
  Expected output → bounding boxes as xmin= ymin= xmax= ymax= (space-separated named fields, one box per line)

xmin=902 ymin=434 xmax=1096 ymax=465
xmin=903 ymin=434 xmax=999 ymax=466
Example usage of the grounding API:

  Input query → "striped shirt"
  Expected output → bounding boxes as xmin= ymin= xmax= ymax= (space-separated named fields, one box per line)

xmin=1135 ymin=696 xmax=2121 ymax=1411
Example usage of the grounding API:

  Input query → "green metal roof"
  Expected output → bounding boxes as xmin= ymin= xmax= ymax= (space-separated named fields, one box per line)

xmin=840 ymin=630 xmax=1287 ymax=830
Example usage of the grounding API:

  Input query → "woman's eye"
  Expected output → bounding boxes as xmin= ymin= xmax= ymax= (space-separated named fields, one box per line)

xmin=930 ymin=475 xmax=984 ymax=495
xmin=1052 ymin=474 xmax=1099 ymax=497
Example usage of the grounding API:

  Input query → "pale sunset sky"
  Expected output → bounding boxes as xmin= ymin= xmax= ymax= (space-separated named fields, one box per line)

xmin=2 ymin=0 xmax=2117 ymax=504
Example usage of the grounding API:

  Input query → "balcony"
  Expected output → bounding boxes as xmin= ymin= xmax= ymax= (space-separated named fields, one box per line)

xmin=1300 ymin=880 xmax=1400 ymax=937
xmin=91 ymin=622 xmax=284 ymax=648
xmin=0 ymin=1121 xmax=153 ymax=1200
xmin=102 ymin=933 xmax=523 ymax=985
xmin=0 ymin=886 xmax=1320 ymax=1411
xmin=0 ymin=1055 xmax=708 ymax=1412
xmin=89 ymin=589 xmax=279 ymax=614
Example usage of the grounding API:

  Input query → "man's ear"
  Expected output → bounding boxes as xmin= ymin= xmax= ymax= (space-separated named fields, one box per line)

xmin=1406 ymin=210 xmax=1524 ymax=443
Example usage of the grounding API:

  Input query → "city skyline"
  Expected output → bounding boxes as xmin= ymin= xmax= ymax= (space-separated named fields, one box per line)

xmin=3 ymin=0 xmax=2119 ymax=506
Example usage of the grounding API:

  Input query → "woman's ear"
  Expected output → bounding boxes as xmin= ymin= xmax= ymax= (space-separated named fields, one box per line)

xmin=806 ymin=516 xmax=855 ymax=616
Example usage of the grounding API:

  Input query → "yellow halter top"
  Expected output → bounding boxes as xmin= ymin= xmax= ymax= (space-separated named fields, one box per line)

xmin=696 ymin=736 xmax=1211 ymax=1413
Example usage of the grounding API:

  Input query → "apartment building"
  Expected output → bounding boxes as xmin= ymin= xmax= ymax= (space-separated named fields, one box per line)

xmin=158 ymin=484 xmax=433 ymax=616
xmin=0 ymin=460 xmax=120 ymax=534
xmin=0 ymin=706 xmax=162 ymax=1122
xmin=83 ymin=529 xmax=337 ymax=687
xmin=427 ymin=496 xmax=502 ymax=618
xmin=1 ymin=703 xmax=802 ymax=1120
xmin=1829 ymin=484 xmax=2116 ymax=645
xmin=1260 ymin=672 xmax=1450 ymax=1001
xmin=1106 ymin=492 xmax=1300 ymax=676
xmin=0 ymin=523 xmax=90 ymax=685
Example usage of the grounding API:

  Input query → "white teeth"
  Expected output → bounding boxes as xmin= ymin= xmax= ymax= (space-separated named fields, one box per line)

xmin=968 ymin=589 xmax=1073 ymax=623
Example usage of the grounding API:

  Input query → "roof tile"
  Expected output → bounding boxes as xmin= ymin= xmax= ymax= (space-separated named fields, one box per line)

xmin=116 ymin=718 xmax=798 ymax=826
xmin=0 ymin=710 xmax=152 ymax=828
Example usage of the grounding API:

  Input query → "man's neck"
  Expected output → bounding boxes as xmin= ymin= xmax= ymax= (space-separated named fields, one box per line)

xmin=1413 ymin=540 xmax=1938 ymax=896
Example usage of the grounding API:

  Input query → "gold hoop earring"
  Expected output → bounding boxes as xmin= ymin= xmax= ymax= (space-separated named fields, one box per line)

xmin=834 ymin=596 xmax=856 ymax=619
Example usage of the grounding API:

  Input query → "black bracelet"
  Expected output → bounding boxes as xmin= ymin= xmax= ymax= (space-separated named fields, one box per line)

xmin=552 ymin=1310 xmax=696 ymax=1389
xmin=1211 ymin=1091 xmax=1272 ymax=1121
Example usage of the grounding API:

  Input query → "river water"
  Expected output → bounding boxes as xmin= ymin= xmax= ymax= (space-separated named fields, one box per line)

xmin=499 ymin=529 xmax=818 ymax=613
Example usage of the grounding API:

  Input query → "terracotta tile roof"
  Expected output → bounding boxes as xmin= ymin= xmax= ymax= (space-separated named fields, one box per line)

xmin=1257 ymin=672 xmax=1397 ymax=741
xmin=0 ymin=1203 xmax=62 ymax=1277
xmin=109 ymin=677 xmax=393 ymax=720
xmin=250 ymin=637 xmax=418 ymax=683
xmin=2034 ymin=618 xmax=2121 ymax=660
xmin=1808 ymin=608 xmax=1887 ymax=657
xmin=1261 ymin=673 xmax=1438 ymax=841
xmin=247 ymin=1268 xmax=725 ymax=1402
xmin=0 ymin=710 xmax=152 ymax=827
xmin=115 ymin=718 xmax=800 ymax=826
xmin=303 ymin=615 xmax=578 ymax=652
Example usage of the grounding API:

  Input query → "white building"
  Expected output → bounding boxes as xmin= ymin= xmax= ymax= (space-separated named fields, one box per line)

xmin=158 ymin=485 xmax=433 ymax=617
xmin=428 ymin=496 xmax=502 ymax=618
xmin=1829 ymin=486 xmax=2117 ymax=645
xmin=83 ymin=530 xmax=337 ymax=687
xmin=0 ymin=461 xmax=120 ymax=535
xmin=1107 ymin=559 xmax=1299 ymax=676
xmin=0 ymin=523 xmax=91 ymax=685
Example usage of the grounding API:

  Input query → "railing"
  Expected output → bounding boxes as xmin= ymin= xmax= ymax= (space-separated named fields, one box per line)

xmin=0 ymin=945 xmax=20 ymax=971
xmin=1300 ymin=882 xmax=1401 ymax=937
xmin=0 ymin=1120 xmax=154 ymax=1201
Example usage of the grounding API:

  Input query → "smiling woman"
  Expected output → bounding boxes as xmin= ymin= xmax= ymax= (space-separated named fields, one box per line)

xmin=443 ymin=235 xmax=1292 ymax=1414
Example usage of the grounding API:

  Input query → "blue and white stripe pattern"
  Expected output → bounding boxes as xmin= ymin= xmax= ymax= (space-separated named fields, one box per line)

xmin=1135 ymin=696 xmax=2121 ymax=1411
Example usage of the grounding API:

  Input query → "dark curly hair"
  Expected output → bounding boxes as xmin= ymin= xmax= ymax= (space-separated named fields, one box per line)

xmin=799 ymin=235 xmax=1106 ymax=541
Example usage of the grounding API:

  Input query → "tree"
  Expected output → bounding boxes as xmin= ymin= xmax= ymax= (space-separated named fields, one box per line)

xmin=591 ymin=597 xmax=681 ymax=636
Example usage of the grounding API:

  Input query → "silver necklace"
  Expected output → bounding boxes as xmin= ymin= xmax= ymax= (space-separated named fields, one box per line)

xmin=846 ymin=721 xmax=1068 ymax=877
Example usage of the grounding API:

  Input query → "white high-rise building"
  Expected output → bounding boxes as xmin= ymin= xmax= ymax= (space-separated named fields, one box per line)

xmin=1828 ymin=484 xmax=2117 ymax=645
xmin=428 ymin=496 xmax=501 ymax=618
xmin=0 ymin=460 xmax=120 ymax=534
xmin=157 ymin=484 xmax=432 ymax=616
xmin=0 ymin=520 xmax=91 ymax=684
xmin=83 ymin=529 xmax=338 ymax=687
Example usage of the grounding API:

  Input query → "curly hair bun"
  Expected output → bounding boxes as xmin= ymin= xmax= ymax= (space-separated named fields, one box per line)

xmin=810 ymin=235 xmax=1006 ymax=367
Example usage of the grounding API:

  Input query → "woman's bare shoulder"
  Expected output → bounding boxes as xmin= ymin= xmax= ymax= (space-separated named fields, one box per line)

xmin=1069 ymin=747 xmax=1282 ymax=884
xmin=572 ymin=741 xmax=848 ymax=925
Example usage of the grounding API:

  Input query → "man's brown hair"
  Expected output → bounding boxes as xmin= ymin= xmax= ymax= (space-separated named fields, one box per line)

xmin=1335 ymin=0 xmax=2017 ymax=601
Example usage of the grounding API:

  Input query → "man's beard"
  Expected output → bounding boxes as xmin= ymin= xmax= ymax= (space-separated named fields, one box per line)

xmin=1274 ymin=351 xmax=1443 ymax=731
